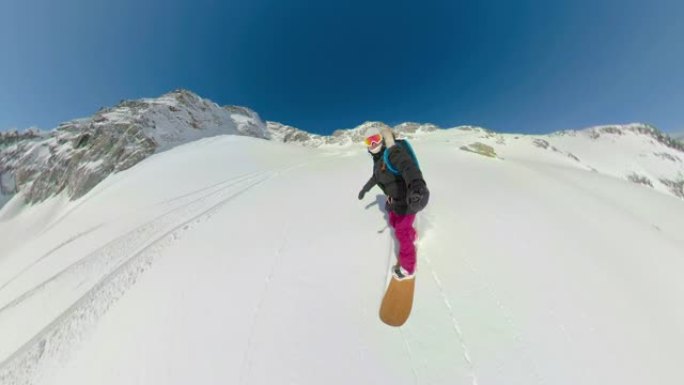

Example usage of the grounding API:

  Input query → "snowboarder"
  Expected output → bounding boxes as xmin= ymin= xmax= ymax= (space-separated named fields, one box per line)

xmin=358 ymin=124 xmax=430 ymax=280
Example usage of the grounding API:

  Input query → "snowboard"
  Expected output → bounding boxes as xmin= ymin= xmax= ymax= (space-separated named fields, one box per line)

xmin=379 ymin=273 xmax=415 ymax=327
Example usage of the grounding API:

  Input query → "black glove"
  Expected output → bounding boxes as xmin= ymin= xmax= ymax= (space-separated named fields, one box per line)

xmin=359 ymin=176 xmax=377 ymax=201
xmin=407 ymin=180 xmax=429 ymax=213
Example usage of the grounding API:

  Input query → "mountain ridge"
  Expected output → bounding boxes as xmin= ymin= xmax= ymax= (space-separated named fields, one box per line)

xmin=1 ymin=89 xmax=682 ymax=208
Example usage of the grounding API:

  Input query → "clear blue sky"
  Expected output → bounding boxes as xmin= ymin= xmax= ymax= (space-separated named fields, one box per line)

xmin=1 ymin=0 xmax=683 ymax=135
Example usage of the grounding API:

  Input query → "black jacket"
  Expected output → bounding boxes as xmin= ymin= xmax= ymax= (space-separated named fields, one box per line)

xmin=361 ymin=140 xmax=429 ymax=215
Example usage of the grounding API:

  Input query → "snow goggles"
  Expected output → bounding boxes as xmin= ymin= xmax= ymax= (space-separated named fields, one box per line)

xmin=364 ymin=134 xmax=383 ymax=147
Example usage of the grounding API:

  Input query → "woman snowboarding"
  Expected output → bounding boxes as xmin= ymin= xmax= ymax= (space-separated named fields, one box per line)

xmin=358 ymin=125 xmax=430 ymax=280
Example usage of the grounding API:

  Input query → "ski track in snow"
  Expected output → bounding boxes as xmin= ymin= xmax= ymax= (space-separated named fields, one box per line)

xmin=26 ymin=168 xmax=261 ymax=287
xmin=238 ymin=226 xmax=289 ymax=385
xmin=399 ymin=328 xmax=420 ymax=385
xmin=0 ymin=169 xmax=280 ymax=384
xmin=0 ymin=224 xmax=104 ymax=293
xmin=39 ymin=199 xmax=94 ymax=237
xmin=154 ymin=170 xmax=265 ymax=208
xmin=419 ymin=212 xmax=542 ymax=385
xmin=413 ymin=216 xmax=480 ymax=384
xmin=423 ymin=252 xmax=479 ymax=385
xmin=39 ymin=167 xmax=267 ymax=237
xmin=0 ymin=170 xmax=271 ymax=315
xmin=455 ymin=242 xmax=546 ymax=385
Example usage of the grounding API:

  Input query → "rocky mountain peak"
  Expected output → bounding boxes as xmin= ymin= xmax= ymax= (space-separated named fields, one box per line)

xmin=0 ymin=91 xmax=269 ymax=207
xmin=552 ymin=123 xmax=684 ymax=152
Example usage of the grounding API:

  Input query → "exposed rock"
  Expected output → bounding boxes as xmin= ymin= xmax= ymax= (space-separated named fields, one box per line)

xmin=0 ymin=90 xmax=269 ymax=206
xmin=660 ymin=179 xmax=684 ymax=199
xmin=627 ymin=173 xmax=654 ymax=188
xmin=460 ymin=142 xmax=498 ymax=158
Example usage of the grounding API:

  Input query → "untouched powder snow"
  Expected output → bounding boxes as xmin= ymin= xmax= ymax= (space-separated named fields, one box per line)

xmin=1 ymin=129 xmax=684 ymax=385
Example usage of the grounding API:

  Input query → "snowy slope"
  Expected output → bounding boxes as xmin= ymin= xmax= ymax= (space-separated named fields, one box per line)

xmin=1 ymin=128 xmax=684 ymax=385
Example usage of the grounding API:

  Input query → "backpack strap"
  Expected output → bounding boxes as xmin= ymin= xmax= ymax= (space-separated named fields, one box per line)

xmin=383 ymin=140 xmax=420 ymax=176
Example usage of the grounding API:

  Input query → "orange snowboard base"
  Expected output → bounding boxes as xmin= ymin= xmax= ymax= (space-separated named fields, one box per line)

xmin=379 ymin=275 xmax=416 ymax=327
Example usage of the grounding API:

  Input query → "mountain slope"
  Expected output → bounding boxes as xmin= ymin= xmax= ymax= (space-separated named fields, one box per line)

xmin=1 ymin=128 xmax=684 ymax=385
xmin=3 ymin=87 xmax=681 ymax=211
xmin=0 ymin=90 xmax=269 ymax=206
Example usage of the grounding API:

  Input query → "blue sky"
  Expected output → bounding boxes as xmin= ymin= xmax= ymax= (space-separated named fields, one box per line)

xmin=1 ymin=0 xmax=683 ymax=135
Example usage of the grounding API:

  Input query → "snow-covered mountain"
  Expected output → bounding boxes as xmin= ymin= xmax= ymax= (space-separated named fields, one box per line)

xmin=266 ymin=121 xmax=440 ymax=147
xmin=3 ymin=90 xmax=683 ymax=210
xmin=1 ymin=124 xmax=684 ymax=385
xmin=0 ymin=91 xmax=444 ymax=208
xmin=547 ymin=124 xmax=684 ymax=198
xmin=0 ymin=90 xmax=269 ymax=206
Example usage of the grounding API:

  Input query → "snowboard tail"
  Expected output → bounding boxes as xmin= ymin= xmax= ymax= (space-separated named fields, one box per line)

xmin=379 ymin=275 xmax=415 ymax=327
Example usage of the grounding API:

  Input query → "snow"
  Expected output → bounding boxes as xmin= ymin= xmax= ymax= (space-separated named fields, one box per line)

xmin=1 ymin=128 xmax=684 ymax=385
xmin=672 ymin=131 xmax=684 ymax=141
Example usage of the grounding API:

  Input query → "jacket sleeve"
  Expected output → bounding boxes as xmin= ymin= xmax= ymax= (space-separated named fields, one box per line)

xmin=361 ymin=174 xmax=377 ymax=193
xmin=386 ymin=145 xmax=424 ymax=186
xmin=387 ymin=144 xmax=430 ymax=213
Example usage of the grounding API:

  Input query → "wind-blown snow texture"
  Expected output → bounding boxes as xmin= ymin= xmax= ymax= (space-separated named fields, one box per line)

xmin=1 ymin=111 xmax=684 ymax=384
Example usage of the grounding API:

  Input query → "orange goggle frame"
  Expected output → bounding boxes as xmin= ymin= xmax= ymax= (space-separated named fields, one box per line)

xmin=364 ymin=134 xmax=383 ymax=147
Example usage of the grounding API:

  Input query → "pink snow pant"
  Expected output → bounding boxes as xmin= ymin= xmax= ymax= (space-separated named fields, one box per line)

xmin=389 ymin=211 xmax=417 ymax=274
